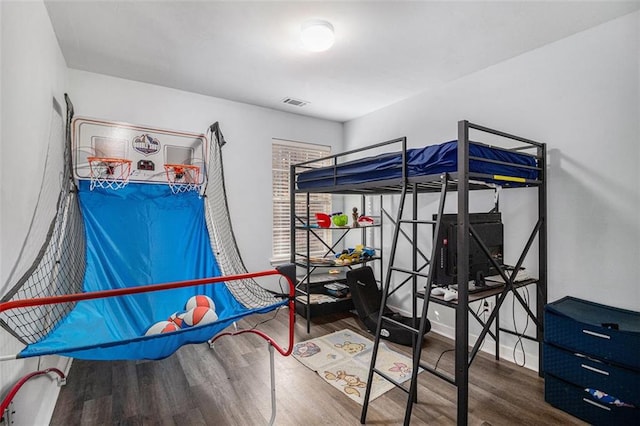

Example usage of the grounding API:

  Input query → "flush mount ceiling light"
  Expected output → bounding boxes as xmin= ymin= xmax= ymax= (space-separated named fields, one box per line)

xmin=300 ymin=19 xmax=335 ymax=52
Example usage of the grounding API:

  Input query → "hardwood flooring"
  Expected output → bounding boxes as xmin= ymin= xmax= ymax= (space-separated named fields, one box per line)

xmin=51 ymin=310 xmax=586 ymax=425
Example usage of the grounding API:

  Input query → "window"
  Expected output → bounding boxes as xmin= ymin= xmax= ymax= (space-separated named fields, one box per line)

xmin=272 ymin=139 xmax=332 ymax=262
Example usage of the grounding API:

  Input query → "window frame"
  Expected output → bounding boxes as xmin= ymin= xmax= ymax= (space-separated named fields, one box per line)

xmin=271 ymin=139 xmax=332 ymax=264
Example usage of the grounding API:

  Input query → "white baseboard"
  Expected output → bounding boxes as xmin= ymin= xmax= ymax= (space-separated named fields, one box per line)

xmin=388 ymin=304 xmax=540 ymax=373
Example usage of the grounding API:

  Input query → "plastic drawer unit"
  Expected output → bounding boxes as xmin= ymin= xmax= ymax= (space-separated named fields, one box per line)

xmin=544 ymin=296 xmax=640 ymax=425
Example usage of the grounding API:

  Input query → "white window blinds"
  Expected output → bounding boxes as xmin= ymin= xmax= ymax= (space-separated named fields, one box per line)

xmin=272 ymin=139 xmax=332 ymax=262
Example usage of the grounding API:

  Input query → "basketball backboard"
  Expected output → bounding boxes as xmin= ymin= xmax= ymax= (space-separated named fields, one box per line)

xmin=72 ymin=117 xmax=208 ymax=186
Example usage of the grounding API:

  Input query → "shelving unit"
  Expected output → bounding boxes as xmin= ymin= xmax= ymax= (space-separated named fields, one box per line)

xmin=290 ymin=190 xmax=382 ymax=333
xmin=290 ymin=121 xmax=547 ymax=425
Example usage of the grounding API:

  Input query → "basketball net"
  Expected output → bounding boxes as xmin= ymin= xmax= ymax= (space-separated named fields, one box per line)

xmin=88 ymin=157 xmax=132 ymax=191
xmin=164 ymin=164 xmax=201 ymax=194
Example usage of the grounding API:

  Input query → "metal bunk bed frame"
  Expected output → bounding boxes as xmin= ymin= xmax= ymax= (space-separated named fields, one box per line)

xmin=290 ymin=120 xmax=546 ymax=425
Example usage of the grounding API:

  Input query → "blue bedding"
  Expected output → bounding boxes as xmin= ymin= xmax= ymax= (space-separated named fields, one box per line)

xmin=296 ymin=140 xmax=538 ymax=189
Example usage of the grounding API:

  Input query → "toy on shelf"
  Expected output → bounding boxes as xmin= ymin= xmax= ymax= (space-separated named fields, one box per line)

xmin=352 ymin=207 xmax=360 ymax=228
xmin=357 ymin=216 xmax=375 ymax=226
xmin=315 ymin=213 xmax=332 ymax=228
xmin=334 ymin=245 xmax=376 ymax=265
xmin=331 ymin=212 xmax=349 ymax=227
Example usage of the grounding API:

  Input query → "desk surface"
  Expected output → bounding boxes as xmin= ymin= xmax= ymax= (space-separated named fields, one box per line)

xmin=418 ymin=278 xmax=538 ymax=307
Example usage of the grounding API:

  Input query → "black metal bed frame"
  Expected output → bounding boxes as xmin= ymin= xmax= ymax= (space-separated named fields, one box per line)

xmin=290 ymin=120 xmax=547 ymax=425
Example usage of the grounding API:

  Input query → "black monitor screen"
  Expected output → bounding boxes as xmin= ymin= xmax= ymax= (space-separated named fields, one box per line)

xmin=432 ymin=213 xmax=503 ymax=286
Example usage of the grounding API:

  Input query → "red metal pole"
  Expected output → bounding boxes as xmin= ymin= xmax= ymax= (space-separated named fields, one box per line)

xmin=210 ymin=270 xmax=296 ymax=356
xmin=0 ymin=269 xmax=282 ymax=314
xmin=0 ymin=268 xmax=297 ymax=356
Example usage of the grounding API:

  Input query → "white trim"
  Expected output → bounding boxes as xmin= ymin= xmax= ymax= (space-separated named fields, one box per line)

xmin=272 ymin=138 xmax=330 ymax=152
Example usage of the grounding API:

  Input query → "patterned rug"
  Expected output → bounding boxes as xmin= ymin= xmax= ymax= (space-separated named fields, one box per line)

xmin=292 ymin=329 xmax=418 ymax=405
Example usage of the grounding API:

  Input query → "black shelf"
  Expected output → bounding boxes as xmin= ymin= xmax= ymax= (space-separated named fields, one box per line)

xmin=294 ymin=223 xmax=380 ymax=230
xmin=296 ymin=271 xmax=347 ymax=284
xmin=294 ymin=293 xmax=354 ymax=318
xmin=295 ymin=256 xmax=381 ymax=269
xmin=290 ymin=192 xmax=382 ymax=333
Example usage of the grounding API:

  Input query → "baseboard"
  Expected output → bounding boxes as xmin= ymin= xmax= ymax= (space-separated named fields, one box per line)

xmin=388 ymin=304 xmax=540 ymax=373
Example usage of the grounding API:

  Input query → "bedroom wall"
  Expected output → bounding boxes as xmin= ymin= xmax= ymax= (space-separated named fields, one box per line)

xmin=0 ymin=1 xmax=71 ymax=425
xmin=343 ymin=11 xmax=639 ymax=370
xmin=67 ymin=69 xmax=343 ymax=277
xmin=1 ymin=3 xmax=342 ymax=424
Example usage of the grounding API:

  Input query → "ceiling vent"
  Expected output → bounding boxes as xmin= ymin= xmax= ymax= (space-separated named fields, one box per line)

xmin=281 ymin=97 xmax=309 ymax=107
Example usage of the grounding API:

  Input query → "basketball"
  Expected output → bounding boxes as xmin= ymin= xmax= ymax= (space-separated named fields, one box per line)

xmin=183 ymin=306 xmax=218 ymax=327
xmin=168 ymin=310 xmax=188 ymax=328
xmin=185 ymin=295 xmax=215 ymax=311
xmin=145 ymin=320 xmax=180 ymax=336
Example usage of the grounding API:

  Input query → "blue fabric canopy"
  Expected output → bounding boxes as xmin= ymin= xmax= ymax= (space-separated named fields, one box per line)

xmin=19 ymin=180 xmax=281 ymax=360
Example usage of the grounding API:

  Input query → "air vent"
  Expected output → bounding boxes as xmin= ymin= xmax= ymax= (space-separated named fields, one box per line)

xmin=281 ymin=97 xmax=309 ymax=107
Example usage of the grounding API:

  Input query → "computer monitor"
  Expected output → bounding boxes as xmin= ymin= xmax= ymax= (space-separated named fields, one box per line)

xmin=432 ymin=212 xmax=503 ymax=286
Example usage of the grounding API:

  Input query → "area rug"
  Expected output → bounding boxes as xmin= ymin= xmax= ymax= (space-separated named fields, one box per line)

xmin=292 ymin=329 xmax=418 ymax=405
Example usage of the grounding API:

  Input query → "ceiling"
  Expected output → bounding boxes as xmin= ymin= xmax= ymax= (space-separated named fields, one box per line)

xmin=44 ymin=1 xmax=640 ymax=123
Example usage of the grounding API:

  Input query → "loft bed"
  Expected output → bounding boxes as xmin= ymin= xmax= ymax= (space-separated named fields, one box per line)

xmin=291 ymin=120 xmax=546 ymax=426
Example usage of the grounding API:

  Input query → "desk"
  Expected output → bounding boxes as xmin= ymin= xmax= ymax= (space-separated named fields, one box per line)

xmin=417 ymin=278 xmax=540 ymax=367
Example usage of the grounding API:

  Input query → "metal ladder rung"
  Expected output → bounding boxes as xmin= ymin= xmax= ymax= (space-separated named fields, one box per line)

xmin=372 ymin=368 xmax=409 ymax=393
xmin=398 ymin=219 xmax=437 ymax=225
xmin=420 ymin=363 xmax=456 ymax=386
xmin=380 ymin=315 xmax=420 ymax=334
xmin=389 ymin=266 xmax=431 ymax=279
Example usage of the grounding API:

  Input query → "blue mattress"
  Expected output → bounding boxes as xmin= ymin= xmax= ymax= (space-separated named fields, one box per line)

xmin=296 ymin=140 xmax=538 ymax=190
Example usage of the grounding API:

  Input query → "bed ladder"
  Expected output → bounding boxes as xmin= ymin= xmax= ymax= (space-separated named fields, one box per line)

xmin=360 ymin=174 xmax=449 ymax=426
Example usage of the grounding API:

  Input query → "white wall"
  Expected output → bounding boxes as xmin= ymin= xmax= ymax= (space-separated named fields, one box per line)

xmin=67 ymin=69 xmax=343 ymax=278
xmin=0 ymin=1 xmax=71 ymax=425
xmin=344 ymin=11 xmax=640 ymax=369
xmin=1 ymin=3 xmax=342 ymax=424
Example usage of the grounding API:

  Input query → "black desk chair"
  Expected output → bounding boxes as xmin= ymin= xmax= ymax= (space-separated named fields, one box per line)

xmin=346 ymin=266 xmax=430 ymax=346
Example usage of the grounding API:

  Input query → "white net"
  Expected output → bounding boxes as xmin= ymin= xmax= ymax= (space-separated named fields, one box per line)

xmin=164 ymin=164 xmax=201 ymax=194
xmin=205 ymin=123 xmax=281 ymax=309
xmin=1 ymin=95 xmax=86 ymax=344
xmin=88 ymin=157 xmax=132 ymax=190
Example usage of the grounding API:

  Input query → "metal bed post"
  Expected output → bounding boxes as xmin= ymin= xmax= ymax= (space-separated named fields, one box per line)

xmin=412 ymin=184 xmax=419 ymax=334
xmin=537 ymin=142 xmax=548 ymax=376
xmin=289 ymin=165 xmax=296 ymax=287
xmin=305 ymin=192 xmax=311 ymax=332
xmin=456 ymin=120 xmax=470 ymax=425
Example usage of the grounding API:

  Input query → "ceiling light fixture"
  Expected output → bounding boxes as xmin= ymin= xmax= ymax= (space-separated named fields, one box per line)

xmin=300 ymin=19 xmax=335 ymax=52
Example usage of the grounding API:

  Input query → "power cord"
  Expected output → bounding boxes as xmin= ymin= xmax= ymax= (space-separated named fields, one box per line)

xmin=434 ymin=348 xmax=455 ymax=371
xmin=246 ymin=276 xmax=289 ymax=330
xmin=248 ymin=306 xmax=283 ymax=331
xmin=512 ymin=286 xmax=530 ymax=367
xmin=475 ymin=300 xmax=488 ymax=353
xmin=263 ymin=275 xmax=289 ymax=299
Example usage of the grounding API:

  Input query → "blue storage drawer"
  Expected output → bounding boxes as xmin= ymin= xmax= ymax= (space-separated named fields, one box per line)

xmin=545 ymin=374 xmax=639 ymax=426
xmin=544 ymin=343 xmax=640 ymax=406
xmin=545 ymin=296 xmax=640 ymax=370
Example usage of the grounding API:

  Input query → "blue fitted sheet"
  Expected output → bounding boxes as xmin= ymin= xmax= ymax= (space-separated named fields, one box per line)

xmin=296 ymin=140 xmax=538 ymax=190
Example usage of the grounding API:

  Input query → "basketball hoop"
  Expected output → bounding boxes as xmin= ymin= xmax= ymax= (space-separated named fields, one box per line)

xmin=87 ymin=157 xmax=132 ymax=190
xmin=164 ymin=164 xmax=201 ymax=194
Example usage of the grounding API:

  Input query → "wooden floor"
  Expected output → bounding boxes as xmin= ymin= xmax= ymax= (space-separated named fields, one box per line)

xmin=51 ymin=310 xmax=585 ymax=425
